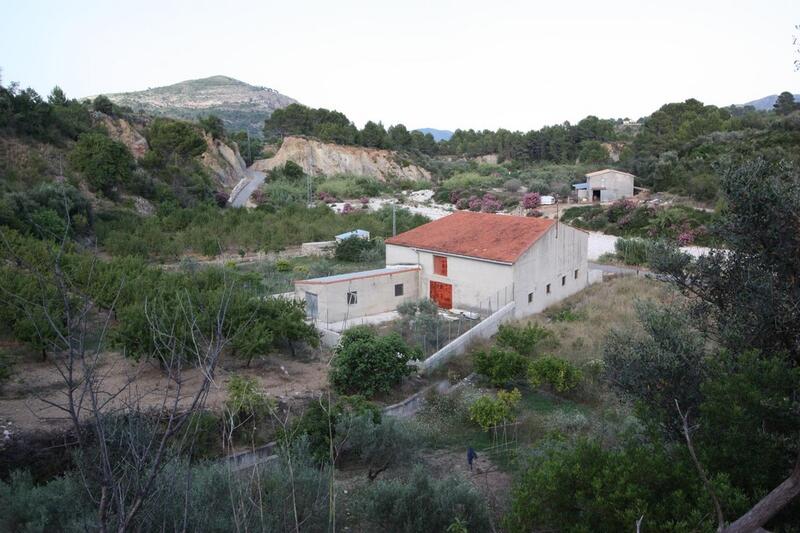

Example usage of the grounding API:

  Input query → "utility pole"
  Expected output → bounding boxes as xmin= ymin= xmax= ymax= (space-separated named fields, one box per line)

xmin=392 ymin=203 xmax=397 ymax=236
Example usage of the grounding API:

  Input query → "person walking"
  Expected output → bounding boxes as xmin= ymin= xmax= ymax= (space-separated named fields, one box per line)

xmin=467 ymin=446 xmax=478 ymax=471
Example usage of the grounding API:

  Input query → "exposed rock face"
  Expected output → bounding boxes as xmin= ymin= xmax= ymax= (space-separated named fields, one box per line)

xmin=95 ymin=113 xmax=149 ymax=159
xmin=601 ymin=142 xmax=626 ymax=162
xmin=437 ymin=153 xmax=499 ymax=165
xmin=251 ymin=136 xmax=432 ymax=181
xmin=200 ymin=133 xmax=248 ymax=189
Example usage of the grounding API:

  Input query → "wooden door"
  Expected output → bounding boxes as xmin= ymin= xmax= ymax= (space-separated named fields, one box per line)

xmin=430 ymin=281 xmax=453 ymax=309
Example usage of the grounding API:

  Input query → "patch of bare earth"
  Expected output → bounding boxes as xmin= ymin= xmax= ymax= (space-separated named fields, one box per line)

xmin=0 ymin=349 xmax=331 ymax=433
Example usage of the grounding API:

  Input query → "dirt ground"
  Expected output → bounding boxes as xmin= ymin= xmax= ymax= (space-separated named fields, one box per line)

xmin=0 ymin=347 xmax=331 ymax=433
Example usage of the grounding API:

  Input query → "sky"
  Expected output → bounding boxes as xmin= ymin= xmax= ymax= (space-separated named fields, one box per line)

xmin=1 ymin=0 xmax=799 ymax=132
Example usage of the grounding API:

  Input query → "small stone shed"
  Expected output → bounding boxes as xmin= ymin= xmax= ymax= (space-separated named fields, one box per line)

xmin=573 ymin=169 xmax=636 ymax=202
xmin=294 ymin=266 xmax=420 ymax=323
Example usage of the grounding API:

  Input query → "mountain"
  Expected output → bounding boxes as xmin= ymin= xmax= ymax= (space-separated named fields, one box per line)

xmin=741 ymin=93 xmax=800 ymax=111
xmin=91 ymin=75 xmax=298 ymax=136
xmin=414 ymin=128 xmax=453 ymax=142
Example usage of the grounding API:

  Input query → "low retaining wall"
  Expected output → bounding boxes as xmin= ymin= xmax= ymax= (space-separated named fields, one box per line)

xmin=300 ymin=241 xmax=335 ymax=256
xmin=417 ymin=302 xmax=516 ymax=373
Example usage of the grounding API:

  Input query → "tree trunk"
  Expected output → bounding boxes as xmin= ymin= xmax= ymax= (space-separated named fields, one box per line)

xmin=723 ymin=461 xmax=800 ymax=533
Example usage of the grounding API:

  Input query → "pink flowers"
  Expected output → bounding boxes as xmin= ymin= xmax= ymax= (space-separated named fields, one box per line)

xmin=318 ymin=191 xmax=338 ymax=204
xmin=341 ymin=203 xmax=355 ymax=214
xmin=481 ymin=193 xmax=502 ymax=213
xmin=522 ymin=192 xmax=541 ymax=210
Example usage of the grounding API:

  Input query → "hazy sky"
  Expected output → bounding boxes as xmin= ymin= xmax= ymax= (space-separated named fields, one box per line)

xmin=2 ymin=0 xmax=798 ymax=131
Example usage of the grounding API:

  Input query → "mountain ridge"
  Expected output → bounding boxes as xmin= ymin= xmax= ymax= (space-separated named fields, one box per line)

xmin=90 ymin=75 xmax=298 ymax=136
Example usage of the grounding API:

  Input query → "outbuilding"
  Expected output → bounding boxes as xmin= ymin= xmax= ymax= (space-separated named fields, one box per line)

xmin=573 ymin=168 xmax=636 ymax=202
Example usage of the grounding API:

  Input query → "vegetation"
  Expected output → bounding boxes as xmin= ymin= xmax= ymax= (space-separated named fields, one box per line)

xmin=468 ymin=388 xmax=522 ymax=431
xmin=329 ymin=326 xmax=421 ymax=397
xmin=472 ymin=348 xmax=529 ymax=387
xmin=68 ymin=132 xmax=134 ymax=197
xmin=528 ymin=356 xmax=582 ymax=394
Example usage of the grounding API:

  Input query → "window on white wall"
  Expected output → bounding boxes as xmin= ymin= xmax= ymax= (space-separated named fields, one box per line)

xmin=395 ymin=283 xmax=404 ymax=296
xmin=528 ymin=292 xmax=533 ymax=303
xmin=561 ymin=275 xmax=566 ymax=286
xmin=546 ymin=284 xmax=551 ymax=294
xmin=346 ymin=291 xmax=357 ymax=305
xmin=574 ymin=269 xmax=579 ymax=279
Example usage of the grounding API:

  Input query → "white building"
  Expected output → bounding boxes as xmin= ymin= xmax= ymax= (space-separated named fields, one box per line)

xmin=294 ymin=211 xmax=589 ymax=322
xmin=573 ymin=168 xmax=636 ymax=202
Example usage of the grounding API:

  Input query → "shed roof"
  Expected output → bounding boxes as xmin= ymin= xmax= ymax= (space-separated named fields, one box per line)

xmin=585 ymin=168 xmax=636 ymax=178
xmin=335 ymin=229 xmax=370 ymax=240
xmin=295 ymin=266 xmax=420 ymax=286
xmin=572 ymin=183 xmax=589 ymax=190
xmin=385 ymin=211 xmax=555 ymax=264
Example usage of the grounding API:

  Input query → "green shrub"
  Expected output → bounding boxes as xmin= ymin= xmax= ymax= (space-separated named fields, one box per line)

xmin=614 ymin=237 xmax=650 ymax=266
xmin=495 ymin=323 xmax=551 ymax=356
xmin=317 ymin=174 xmax=383 ymax=198
xmin=330 ymin=326 xmax=421 ymax=397
xmin=528 ymin=356 xmax=582 ymax=393
xmin=357 ymin=466 xmax=491 ymax=533
xmin=505 ymin=438 xmax=746 ymax=533
xmin=468 ymin=388 xmax=521 ymax=431
xmin=337 ymin=412 xmax=420 ymax=479
xmin=275 ymin=259 xmax=292 ymax=272
xmin=224 ymin=375 xmax=274 ymax=422
xmin=334 ymin=236 xmax=376 ymax=262
xmin=473 ymin=347 xmax=528 ymax=387
xmin=0 ymin=350 xmax=12 ymax=389
xmin=68 ymin=132 xmax=134 ymax=197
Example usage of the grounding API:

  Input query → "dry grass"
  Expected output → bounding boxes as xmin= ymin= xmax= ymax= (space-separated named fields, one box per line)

xmin=517 ymin=276 xmax=678 ymax=366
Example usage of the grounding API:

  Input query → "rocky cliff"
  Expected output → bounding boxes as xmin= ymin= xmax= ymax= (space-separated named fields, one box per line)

xmin=200 ymin=133 xmax=248 ymax=189
xmin=94 ymin=112 xmax=149 ymax=159
xmin=251 ymin=136 xmax=432 ymax=181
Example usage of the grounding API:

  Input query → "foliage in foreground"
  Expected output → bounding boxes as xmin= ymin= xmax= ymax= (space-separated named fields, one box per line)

xmin=356 ymin=466 xmax=491 ymax=533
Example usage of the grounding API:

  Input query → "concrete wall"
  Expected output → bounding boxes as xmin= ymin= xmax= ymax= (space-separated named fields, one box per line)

xmin=294 ymin=268 xmax=419 ymax=324
xmin=386 ymin=244 xmax=514 ymax=314
xmin=512 ymin=223 xmax=589 ymax=318
xmin=587 ymin=170 xmax=634 ymax=202
xmin=417 ymin=302 xmax=516 ymax=372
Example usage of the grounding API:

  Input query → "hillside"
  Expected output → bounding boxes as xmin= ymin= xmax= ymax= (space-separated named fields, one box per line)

xmin=93 ymin=75 xmax=298 ymax=136
xmin=251 ymin=135 xmax=432 ymax=181
xmin=742 ymin=93 xmax=800 ymax=110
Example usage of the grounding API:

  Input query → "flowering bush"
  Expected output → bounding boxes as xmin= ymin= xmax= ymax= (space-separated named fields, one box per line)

xmin=449 ymin=190 xmax=462 ymax=204
xmin=341 ymin=203 xmax=354 ymax=214
xmin=468 ymin=196 xmax=482 ymax=211
xmin=606 ymin=198 xmax=636 ymax=223
xmin=455 ymin=197 xmax=470 ymax=210
xmin=482 ymin=198 xmax=502 ymax=213
xmin=359 ymin=196 xmax=370 ymax=206
xmin=318 ymin=191 xmax=337 ymax=204
xmin=522 ymin=192 xmax=541 ymax=210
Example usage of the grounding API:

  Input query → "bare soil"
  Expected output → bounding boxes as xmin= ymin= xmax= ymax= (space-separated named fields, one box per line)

xmin=0 ymin=348 xmax=331 ymax=433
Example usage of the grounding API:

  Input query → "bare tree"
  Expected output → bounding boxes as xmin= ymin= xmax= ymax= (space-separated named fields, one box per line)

xmin=0 ymin=221 xmax=236 ymax=532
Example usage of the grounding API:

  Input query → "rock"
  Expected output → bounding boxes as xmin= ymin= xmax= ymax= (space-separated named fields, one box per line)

xmin=199 ymin=132 xmax=249 ymax=189
xmin=94 ymin=112 xmax=149 ymax=159
xmin=251 ymin=136 xmax=432 ymax=182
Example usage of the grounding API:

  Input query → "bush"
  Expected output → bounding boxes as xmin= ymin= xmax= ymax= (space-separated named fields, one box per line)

xmin=334 ymin=236 xmax=376 ymax=262
xmin=357 ymin=466 xmax=491 ymax=533
xmin=330 ymin=326 xmax=421 ymax=397
xmin=224 ymin=375 xmax=274 ymax=422
xmin=473 ymin=347 xmax=528 ymax=387
xmin=468 ymin=388 xmax=521 ymax=431
xmin=505 ymin=438 xmax=746 ymax=533
xmin=337 ymin=412 xmax=419 ymax=479
xmin=495 ymin=323 xmax=551 ymax=356
xmin=614 ymin=237 xmax=650 ymax=266
xmin=528 ymin=356 xmax=582 ymax=393
xmin=68 ymin=132 xmax=134 ymax=197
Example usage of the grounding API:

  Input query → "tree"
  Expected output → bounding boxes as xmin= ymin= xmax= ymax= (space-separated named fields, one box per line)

xmin=92 ymin=94 xmax=113 ymax=115
xmin=68 ymin=132 xmax=134 ymax=197
xmin=329 ymin=326 xmax=420 ymax=397
xmin=199 ymin=114 xmax=225 ymax=140
xmin=773 ymin=91 xmax=799 ymax=115
xmin=47 ymin=86 xmax=67 ymax=106
xmin=387 ymin=124 xmax=412 ymax=150
xmin=360 ymin=121 xmax=388 ymax=148
xmin=145 ymin=118 xmax=207 ymax=164
xmin=473 ymin=348 xmax=528 ymax=387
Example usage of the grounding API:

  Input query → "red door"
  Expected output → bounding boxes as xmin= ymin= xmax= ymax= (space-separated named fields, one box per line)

xmin=430 ymin=281 xmax=453 ymax=309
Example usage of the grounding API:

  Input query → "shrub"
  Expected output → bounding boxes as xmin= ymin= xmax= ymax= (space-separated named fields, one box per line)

xmin=528 ymin=356 xmax=582 ymax=393
xmin=357 ymin=466 xmax=491 ymax=533
xmin=330 ymin=326 xmax=421 ymax=397
xmin=337 ymin=412 xmax=419 ymax=479
xmin=522 ymin=192 xmax=541 ymax=210
xmin=495 ymin=323 xmax=551 ymax=356
xmin=0 ymin=350 xmax=12 ymax=389
xmin=275 ymin=259 xmax=292 ymax=272
xmin=224 ymin=375 xmax=274 ymax=422
xmin=503 ymin=178 xmax=522 ymax=192
xmin=334 ymin=236 xmax=375 ymax=262
xmin=468 ymin=388 xmax=521 ymax=431
xmin=68 ymin=132 xmax=134 ymax=197
xmin=473 ymin=347 xmax=528 ymax=387
xmin=614 ymin=237 xmax=650 ymax=266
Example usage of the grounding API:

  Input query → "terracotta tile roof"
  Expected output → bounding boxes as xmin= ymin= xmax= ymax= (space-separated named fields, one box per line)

xmin=385 ymin=211 xmax=555 ymax=264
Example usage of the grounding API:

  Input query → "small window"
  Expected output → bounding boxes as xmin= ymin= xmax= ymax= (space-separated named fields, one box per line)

xmin=433 ymin=255 xmax=448 ymax=276
xmin=546 ymin=284 xmax=551 ymax=294
xmin=528 ymin=292 xmax=533 ymax=304
xmin=395 ymin=283 xmax=404 ymax=296
xmin=574 ymin=269 xmax=579 ymax=279
xmin=561 ymin=275 xmax=566 ymax=286
xmin=346 ymin=291 xmax=357 ymax=305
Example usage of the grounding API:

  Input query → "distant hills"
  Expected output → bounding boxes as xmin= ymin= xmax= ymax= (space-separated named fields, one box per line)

xmin=414 ymin=128 xmax=453 ymax=142
xmin=91 ymin=75 xmax=298 ymax=136
xmin=741 ymin=93 xmax=800 ymax=111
